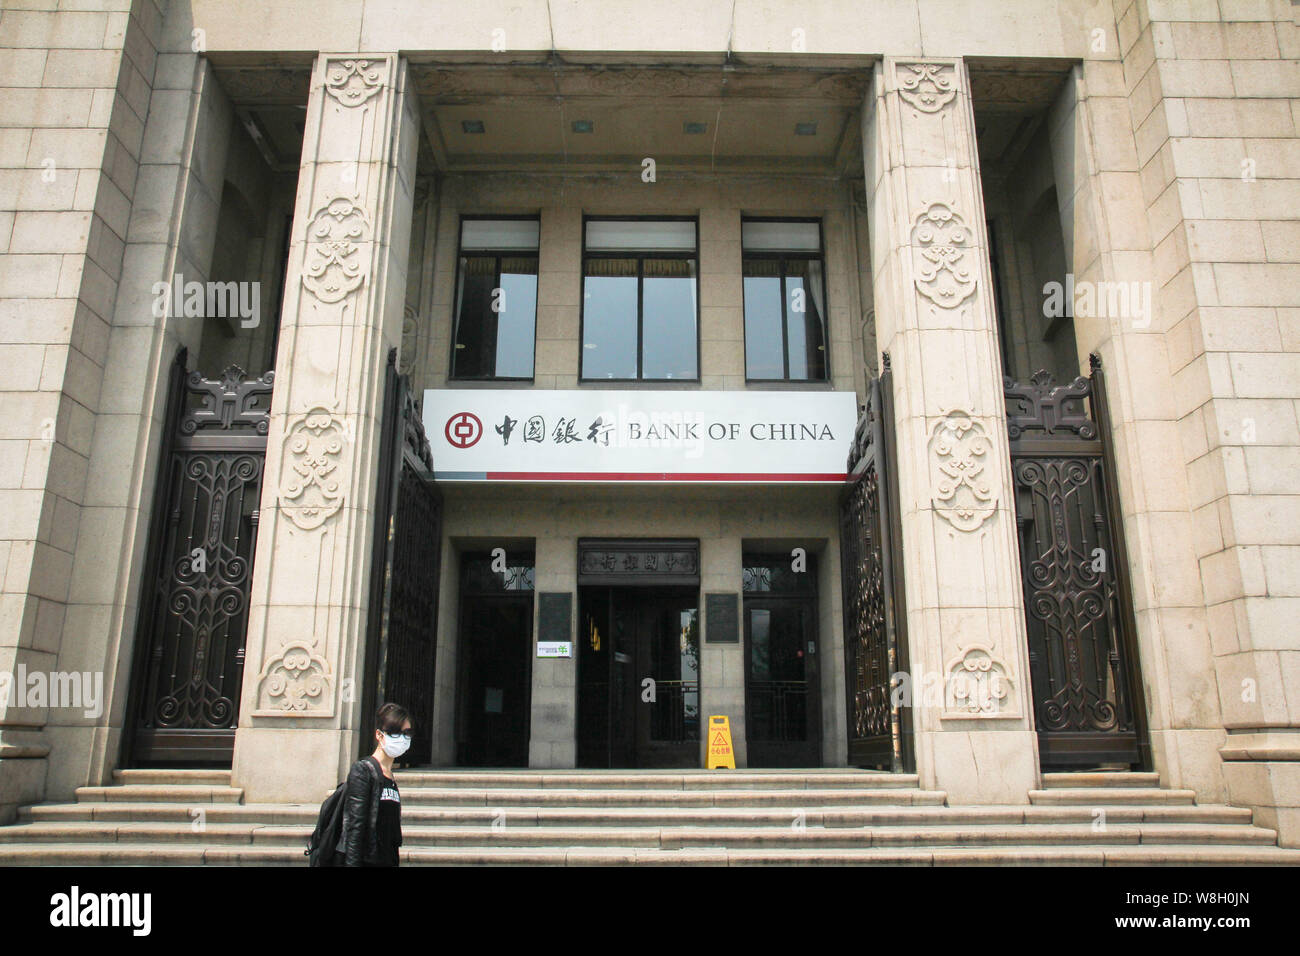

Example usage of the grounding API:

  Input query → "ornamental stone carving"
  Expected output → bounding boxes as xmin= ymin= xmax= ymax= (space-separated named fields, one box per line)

xmin=302 ymin=197 xmax=370 ymax=304
xmin=897 ymin=62 xmax=957 ymax=113
xmin=930 ymin=409 xmax=997 ymax=531
xmin=944 ymin=644 xmax=1016 ymax=717
xmin=324 ymin=58 xmax=385 ymax=106
xmin=399 ymin=305 xmax=420 ymax=377
xmin=279 ymin=406 xmax=348 ymax=530
xmin=913 ymin=202 xmax=978 ymax=309
xmin=255 ymin=641 xmax=331 ymax=714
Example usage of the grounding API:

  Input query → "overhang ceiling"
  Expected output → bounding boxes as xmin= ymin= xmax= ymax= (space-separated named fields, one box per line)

xmin=209 ymin=57 xmax=1072 ymax=179
xmin=968 ymin=59 xmax=1074 ymax=169
xmin=413 ymin=64 xmax=870 ymax=175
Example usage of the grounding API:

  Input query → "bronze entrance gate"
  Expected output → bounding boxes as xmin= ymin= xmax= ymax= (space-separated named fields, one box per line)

xmin=125 ymin=352 xmax=273 ymax=764
xmin=1005 ymin=355 xmax=1149 ymax=768
xmin=360 ymin=351 xmax=443 ymax=767
xmin=838 ymin=356 xmax=912 ymax=771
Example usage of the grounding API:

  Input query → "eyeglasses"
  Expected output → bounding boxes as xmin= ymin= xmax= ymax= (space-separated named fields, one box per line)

xmin=383 ymin=729 xmax=413 ymax=739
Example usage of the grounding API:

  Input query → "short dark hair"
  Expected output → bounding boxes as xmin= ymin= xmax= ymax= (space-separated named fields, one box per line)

xmin=376 ymin=702 xmax=410 ymax=734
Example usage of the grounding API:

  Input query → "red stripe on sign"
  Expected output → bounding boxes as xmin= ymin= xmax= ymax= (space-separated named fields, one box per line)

xmin=482 ymin=471 xmax=849 ymax=481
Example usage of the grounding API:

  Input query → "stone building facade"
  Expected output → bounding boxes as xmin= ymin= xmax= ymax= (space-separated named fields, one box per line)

xmin=1 ymin=0 xmax=1298 ymax=850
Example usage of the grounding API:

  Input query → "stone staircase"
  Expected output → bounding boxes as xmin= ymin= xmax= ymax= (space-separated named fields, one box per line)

xmin=1 ymin=768 xmax=1297 ymax=865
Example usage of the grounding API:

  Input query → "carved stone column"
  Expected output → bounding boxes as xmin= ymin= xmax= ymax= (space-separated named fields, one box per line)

xmin=232 ymin=55 xmax=420 ymax=802
xmin=862 ymin=59 xmax=1038 ymax=803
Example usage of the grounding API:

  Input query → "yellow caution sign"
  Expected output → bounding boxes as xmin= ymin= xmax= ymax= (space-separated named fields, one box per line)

xmin=706 ymin=715 xmax=735 ymax=769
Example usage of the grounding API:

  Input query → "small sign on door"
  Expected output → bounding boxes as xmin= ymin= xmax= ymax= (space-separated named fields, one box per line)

xmin=537 ymin=641 xmax=573 ymax=658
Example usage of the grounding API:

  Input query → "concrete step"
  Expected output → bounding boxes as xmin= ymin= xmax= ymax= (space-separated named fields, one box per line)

xmin=391 ymin=770 xmax=919 ymax=790
xmin=112 ymin=769 xmax=232 ymax=785
xmin=0 ymin=843 xmax=298 ymax=866
xmin=0 ymin=822 xmax=291 ymax=845
xmin=17 ymin=800 xmax=1258 ymax=828
xmin=3 ymin=842 xmax=1297 ymax=866
xmin=74 ymin=784 xmax=244 ymax=804
xmin=1042 ymin=772 xmax=1161 ymax=789
xmin=1028 ymin=787 xmax=1196 ymax=806
xmin=21 ymin=802 xmax=318 ymax=825
xmin=0 ymin=820 xmax=1279 ymax=849
xmin=396 ymin=787 xmax=949 ymax=808
xmin=5 ymin=768 xmax=1284 ymax=866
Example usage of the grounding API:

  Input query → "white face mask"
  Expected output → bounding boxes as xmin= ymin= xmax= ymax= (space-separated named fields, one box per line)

xmin=380 ymin=732 xmax=410 ymax=758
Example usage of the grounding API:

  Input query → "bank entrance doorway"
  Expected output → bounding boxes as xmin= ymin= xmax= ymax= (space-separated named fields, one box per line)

xmin=454 ymin=552 xmax=535 ymax=767
xmin=578 ymin=587 xmax=700 ymax=768
xmin=742 ymin=554 xmax=822 ymax=767
xmin=576 ymin=539 xmax=701 ymax=769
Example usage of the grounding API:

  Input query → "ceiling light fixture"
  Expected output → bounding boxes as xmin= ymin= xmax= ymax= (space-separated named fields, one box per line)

xmin=461 ymin=120 xmax=485 ymax=134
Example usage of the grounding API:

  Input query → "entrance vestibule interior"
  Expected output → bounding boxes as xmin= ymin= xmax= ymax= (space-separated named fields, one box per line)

xmin=577 ymin=585 xmax=701 ymax=769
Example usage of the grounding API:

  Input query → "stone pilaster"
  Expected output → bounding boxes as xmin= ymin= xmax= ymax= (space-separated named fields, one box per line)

xmin=1117 ymin=0 xmax=1300 ymax=845
xmin=0 ymin=1 xmax=165 ymax=820
xmin=862 ymin=58 xmax=1038 ymax=803
xmin=699 ymin=537 xmax=745 ymax=768
xmin=231 ymin=54 xmax=419 ymax=802
xmin=529 ymin=537 xmax=578 ymax=768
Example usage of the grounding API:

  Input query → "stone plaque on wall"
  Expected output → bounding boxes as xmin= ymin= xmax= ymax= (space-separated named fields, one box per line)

xmin=538 ymin=592 xmax=572 ymax=646
xmin=706 ymin=592 xmax=739 ymax=643
xmin=576 ymin=538 xmax=700 ymax=586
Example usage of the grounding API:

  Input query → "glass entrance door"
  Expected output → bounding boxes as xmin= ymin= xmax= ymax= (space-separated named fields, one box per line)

xmin=455 ymin=553 xmax=535 ymax=767
xmin=578 ymin=586 xmax=699 ymax=768
xmin=635 ymin=598 xmax=701 ymax=766
xmin=743 ymin=556 xmax=822 ymax=766
xmin=458 ymin=597 xmax=532 ymax=766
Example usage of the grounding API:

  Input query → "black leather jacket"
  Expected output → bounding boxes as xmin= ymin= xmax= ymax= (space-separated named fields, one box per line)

xmin=340 ymin=756 xmax=399 ymax=866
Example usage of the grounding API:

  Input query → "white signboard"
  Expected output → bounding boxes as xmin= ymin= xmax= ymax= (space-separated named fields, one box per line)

xmin=537 ymin=642 xmax=574 ymax=658
xmin=423 ymin=389 xmax=857 ymax=483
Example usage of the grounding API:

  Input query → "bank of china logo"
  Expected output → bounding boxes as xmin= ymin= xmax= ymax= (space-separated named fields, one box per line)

xmin=445 ymin=412 xmax=482 ymax=449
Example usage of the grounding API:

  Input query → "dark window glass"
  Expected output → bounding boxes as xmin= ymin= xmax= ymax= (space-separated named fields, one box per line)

xmin=742 ymin=556 xmax=817 ymax=594
xmin=451 ymin=254 xmax=538 ymax=379
xmin=741 ymin=222 xmax=828 ymax=381
xmin=746 ymin=605 xmax=809 ymax=741
xmin=648 ymin=605 xmax=699 ymax=742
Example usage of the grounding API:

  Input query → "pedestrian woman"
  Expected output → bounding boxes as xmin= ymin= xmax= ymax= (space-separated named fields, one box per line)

xmin=342 ymin=702 xmax=409 ymax=866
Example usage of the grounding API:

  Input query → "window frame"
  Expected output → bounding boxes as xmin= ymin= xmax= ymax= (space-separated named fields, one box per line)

xmin=448 ymin=213 xmax=541 ymax=383
xmin=579 ymin=214 xmax=701 ymax=384
xmin=740 ymin=216 xmax=831 ymax=384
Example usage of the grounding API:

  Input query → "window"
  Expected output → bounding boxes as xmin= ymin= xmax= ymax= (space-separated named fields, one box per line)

xmin=451 ymin=217 xmax=539 ymax=379
xmin=581 ymin=217 xmax=698 ymax=381
xmin=741 ymin=219 xmax=828 ymax=381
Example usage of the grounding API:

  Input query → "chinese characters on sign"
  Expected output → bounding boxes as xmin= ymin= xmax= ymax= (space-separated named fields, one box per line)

xmin=579 ymin=547 xmax=699 ymax=577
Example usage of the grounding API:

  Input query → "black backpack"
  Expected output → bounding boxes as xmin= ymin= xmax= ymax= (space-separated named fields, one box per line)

xmin=305 ymin=759 xmax=375 ymax=867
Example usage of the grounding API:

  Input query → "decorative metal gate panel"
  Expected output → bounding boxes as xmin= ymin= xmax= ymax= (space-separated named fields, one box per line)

xmin=126 ymin=352 xmax=273 ymax=764
xmin=362 ymin=350 xmax=442 ymax=766
xmin=1005 ymin=354 xmax=1149 ymax=768
xmin=839 ymin=355 xmax=912 ymax=771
